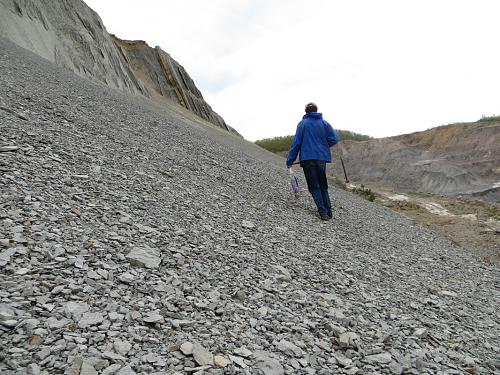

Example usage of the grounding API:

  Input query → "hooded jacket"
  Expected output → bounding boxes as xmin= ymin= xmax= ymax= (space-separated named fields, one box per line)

xmin=286 ymin=112 xmax=340 ymax=166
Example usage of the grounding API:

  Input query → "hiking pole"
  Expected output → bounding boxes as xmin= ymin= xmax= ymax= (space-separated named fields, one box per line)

xmin=340 ymin=157 xmax=349 ymax=183
xmin=338 ymin=145 xmax=350 ymax=183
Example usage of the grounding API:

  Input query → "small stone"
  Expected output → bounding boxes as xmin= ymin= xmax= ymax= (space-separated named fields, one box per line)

xmin=192 ymin=342 xmax=214 ymax=366
xmin=103 ymin=351 xmax=126 ymax=361
xmin=414 ymin=328 xmax=427 ymax=338
xmin=26 ymin=363 xmax=41 ymax=375
xmin=438 ymin=290 xmax=458 ymax=297
xmin=241 ymin=220 xmax=255 ymax=229
xmin=116 ymin=366 xmax=136 ymax=375
xmin=126 ymin=246 xmax=161 ymax=269
xmin=234 ymin=346 xmax=253 ymax=357
xmin=64 ymin=301 xmax=89 ymax=319
xmin=46 ymin=317 xmax=69 ymax=329
xmin=334 ymin=353 xmax=352 ymax=367
xmin=214 ymin=355 xmax=230 ymax=367
xmin=344 ymin=367 xmax=359 ymax=375
xmin=27 ymin=335 xmax=43 ymax=346
xmin=180 ymin=341 xmax=194 ymax=355
xmin=119 ymin=272 xmax=135 ymax=284
xmin=389 ymin=361 xmax=404 ymax=375
xmin=254 ymin=351 xmax=284 ymax=375
xmin=364 ymin=352 xmax=392 ymax=364
xmin=0 ymin=319 xmax=17 ymax=328
xmin=0 ymin=146 xmax=19 ymax=152
xmin=78 ymin=312 xmax=104 ymax=328
xmin=229 ymin=355 xmax=247 ymax=368
xmin=102 ymin=364 xmax=122 ymax=375
xmin=80 ymin=361 xmax=98 ymax=375
xmin=171 ymin=319 xmax=196 ymax=328
xmin=142 ymin=353 xmax=159 ymax=363
xmin=113 ymin=340 xmax=132 ymax=356
xmin=339 ymin=332 xmax=358 ymax=348
xmin=276 ymin=339 xmax=303 ymax=357
xmin=87 ymin=270 xmax=101 ymax=279
xmin=143 ymin=311 xmax=164 ymax=324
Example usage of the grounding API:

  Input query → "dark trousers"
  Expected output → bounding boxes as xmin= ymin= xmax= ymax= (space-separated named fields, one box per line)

xmin=300 ymin=160 xmax=331 ymax=216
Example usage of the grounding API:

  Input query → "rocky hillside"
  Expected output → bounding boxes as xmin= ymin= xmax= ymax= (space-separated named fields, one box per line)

xmin=331 ymin=122 xmax=500 ymax=202
xmin=1 ymin=37 xmax=499 ymax=375
xmin=112 ymin=37 xmax=235 ymax=135
xmin=0 ymin=0 xmax=233 ymax=133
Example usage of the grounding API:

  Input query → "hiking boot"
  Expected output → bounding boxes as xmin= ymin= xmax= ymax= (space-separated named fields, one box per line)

xmin=320 ymin=214 xmax=330 ymax=221
xmin=327 ymin=210 xmax=332 ymax=218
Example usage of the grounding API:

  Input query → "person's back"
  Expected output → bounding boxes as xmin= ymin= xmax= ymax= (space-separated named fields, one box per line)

xmin=286 ymin=103 xmax=340 ymax=220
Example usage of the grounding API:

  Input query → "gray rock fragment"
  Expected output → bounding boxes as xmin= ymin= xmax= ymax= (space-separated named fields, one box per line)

xmin=126 ymin=246 xmax=161 ymax=269
xmin=364 ymin=352 xmax=392 ymax=364
xmin=254 ymin=351 xmax=284 ymax=375
xmin=192 ymin=342 xmax=214 ymax=366
xmin=339 ymin=332 xmax=359 ymax=348
xmin=113 ymin=339 xmax=132 ymax=356
xmin=276 ymin=339 xmax=303 ymax=357
xmin=116 ymin=366 xmax=136 ymax=375
xmin=180 ymin=341 xmax=194 ymax=355
xmin=78 ymin=312 xmax=104 ymax=328
xmin=64 ymin=301 xmax=89 ymax=319
xmin=80 ymin=361 xmax=98 ymax=375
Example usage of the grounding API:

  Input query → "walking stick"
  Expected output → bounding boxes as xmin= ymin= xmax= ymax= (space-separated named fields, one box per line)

xmin=338 ymin=146 xmax=350 ymax=183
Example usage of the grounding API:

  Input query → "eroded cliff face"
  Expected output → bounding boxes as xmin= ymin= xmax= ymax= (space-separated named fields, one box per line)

xmin=331 ymin=122 xmax=500 ymax=202
xmin=112 ymin=36 xmax=235 ymax=134
xmin=0 ymin=0 xmax=236 ymax=133
xmin=0 ymin=0 xmax=146 ymax=96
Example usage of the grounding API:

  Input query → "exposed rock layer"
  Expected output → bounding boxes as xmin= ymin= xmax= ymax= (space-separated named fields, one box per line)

xmin=331 ymin=122 xmax=500 ymax=202
xmin=0 ymin=0 xmax=234 ymax=133
xmin=112 ymin=36 xmax=234 ymax=134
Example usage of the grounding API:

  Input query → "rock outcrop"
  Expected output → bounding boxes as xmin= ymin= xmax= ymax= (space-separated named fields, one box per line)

xmin=0 ymin=0 xmax=146 ymax=96
xmin=331 ymin=121 xmax=500 ymax=202
xmin=0 ymin=0 xmax=235 ymax=133
xmin=112 ymin=36 xmax=235 ymax=134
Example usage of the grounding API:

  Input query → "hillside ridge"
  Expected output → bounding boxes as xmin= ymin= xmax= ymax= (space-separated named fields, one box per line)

xmin=0 ymin=0 xmax=234 ymax=133
xmin=331 ymin=121 xmax=500 ymax=202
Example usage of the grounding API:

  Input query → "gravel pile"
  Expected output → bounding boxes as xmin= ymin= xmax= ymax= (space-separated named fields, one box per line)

xmin=0 ymin=38 xmax=498 ymax=375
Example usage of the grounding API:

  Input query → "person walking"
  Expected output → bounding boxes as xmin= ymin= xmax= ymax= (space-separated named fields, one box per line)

xmin=286 ymin=102 xmax=340 ymax=220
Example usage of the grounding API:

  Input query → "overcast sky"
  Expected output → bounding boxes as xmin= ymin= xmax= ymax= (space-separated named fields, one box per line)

xmin=84 ymin=0 xmax=500 ymax=141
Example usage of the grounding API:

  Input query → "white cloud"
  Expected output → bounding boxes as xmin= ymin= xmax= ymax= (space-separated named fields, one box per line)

xmin=84 ymin=0 xmax=500 ymax=140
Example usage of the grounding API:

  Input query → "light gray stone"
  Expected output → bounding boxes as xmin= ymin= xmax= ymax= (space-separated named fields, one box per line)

xmin=126 ymin=246 xmax=161 ymax=269
xmin=192 ymin=342 xmax=213 ymax=366
xmin=364 ymin=352 xmax=392 ymax=364
xmin=254 ymin=351 xmax=284 ymax=375
xmin=78 ymin=312 xmax=104 ymax=328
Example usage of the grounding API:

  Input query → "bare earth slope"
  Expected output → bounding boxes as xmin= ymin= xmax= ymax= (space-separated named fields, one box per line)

xmin=331 ymin=123 xmax=500 ymax=202
xmin=1 ymin=39 xmax=499 ymax=374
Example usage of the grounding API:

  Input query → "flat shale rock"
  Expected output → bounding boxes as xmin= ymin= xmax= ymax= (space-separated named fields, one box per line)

xmin=125 ymin=246 xmax=161 ymax=269
xmin=192 ymin=342 xmax=214 ymax=366
xmin=254 ymin=351 xmax=285 ymax=375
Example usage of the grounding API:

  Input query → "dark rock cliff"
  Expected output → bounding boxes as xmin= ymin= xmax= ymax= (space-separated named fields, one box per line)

xmin=0 ymin=0 xmax=236 ymax=134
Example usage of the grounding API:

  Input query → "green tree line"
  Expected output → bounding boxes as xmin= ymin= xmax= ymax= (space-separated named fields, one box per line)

xmin=255 ymin=130 xmax=372 ymax=154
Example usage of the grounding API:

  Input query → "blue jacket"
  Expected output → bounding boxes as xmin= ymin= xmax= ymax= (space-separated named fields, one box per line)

xmin=286 ymin=112 xmax=340 ymax=166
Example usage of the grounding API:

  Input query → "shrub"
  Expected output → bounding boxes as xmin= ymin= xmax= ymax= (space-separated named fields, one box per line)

xmin=478 ymin=115 xmax=500 ymax=123
xmin=255 ymin=130 xmax=371 ymax=154
xmin=352 ymin=184 xmax=376 ymax=202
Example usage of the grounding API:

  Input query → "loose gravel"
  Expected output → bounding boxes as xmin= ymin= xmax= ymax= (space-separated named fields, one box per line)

xmin=0 ymin=38 xmax=499 ymax=375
